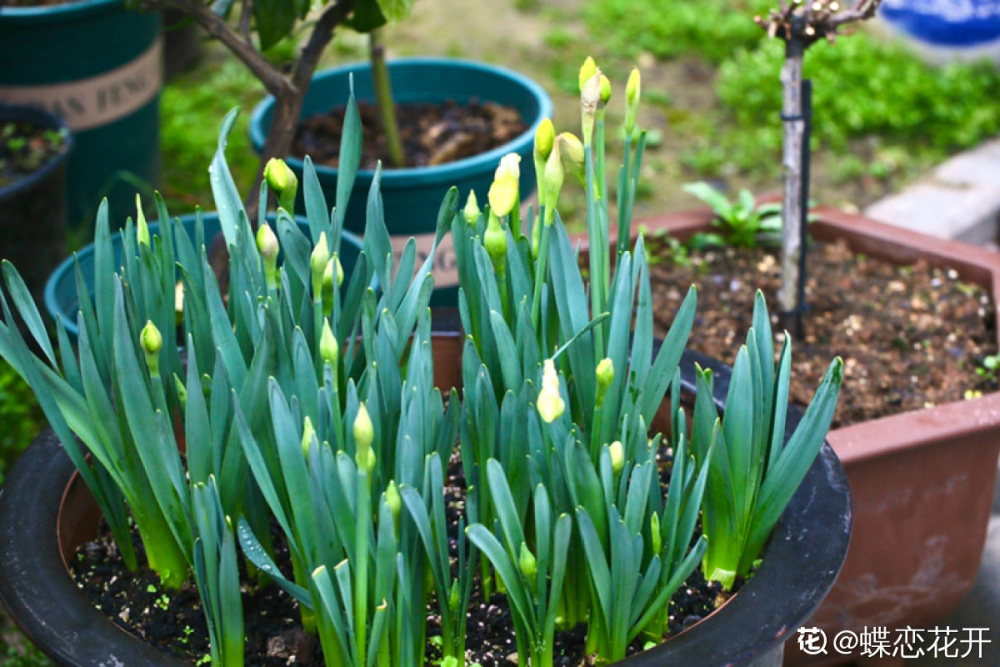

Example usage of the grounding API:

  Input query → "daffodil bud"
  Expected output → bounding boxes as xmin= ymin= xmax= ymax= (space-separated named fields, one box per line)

xmin=534 ymin=118 xmax=555 ymax=162
xmin=448 ymin=579 xmax=461 ymax=614
xmin=385 ymin=480 xmax=401 ymax=520
xmin=534 ymin=118 xmax=555 ymax=210
xmin=537 ymin=358 xmax=565 ymax=423
xmin=366 ymin=447 xmax=376 ymax=474
xmin=322 ymin=257 xmax=339 ymax=315
xmin=301 ymin=416 xmax=316 ymax=458
xmin=578 ymin=56 xmax=597 ymax=93
xmin=136 ymin=195 xmax=150 ymax=248
xmin=625 ymin=67 xmax=641 ymax=140
xmin=581 ymin=72 xmax=602 ymax=148
xmin=558 ymin=132 xmax=585 ymax=185
xmin=141 ymin=320 xmax=162 ymax=377
xmin=542 ymin=141 xmax=564 ymax=226
xmin=596 ymin=357 xmax=614 ymax=405
xmin=609 ymin=440 xmax=624 ymax=475
xmin=265 ymin=158 xmax=298 ymax=212
xmin=173 ymin=375 xmax=187 ymax=411
xmin=519 ymin=542 xmax=537 ymax=579
xmin=488 ymin=153 xmax=520 ymax=218
xmin=257 ymin=223 xmax=280 ymax=290
xmin=174 ymin=280 xmax=185 ymax=326
xmin=320 ymin=320 xmax=338 ymax=367
xmin=310 ymin=232 xmax=330 ymax=298
xmin=650 ymin=512 xmax=662 ymax=555
xmin=599 ymin=74 xmax=612 ymax=106
xmin=484 ymin=211 xmax=507 ymax=276
xmin=463 ymin=189 xmax=481 ymax=224
xmin=354 ymin=402 xmax=374 ymax=468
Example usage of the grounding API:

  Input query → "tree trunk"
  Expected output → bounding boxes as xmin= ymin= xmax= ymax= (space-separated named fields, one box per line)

xmin=778 ymin=38 xmax=804 ymax=330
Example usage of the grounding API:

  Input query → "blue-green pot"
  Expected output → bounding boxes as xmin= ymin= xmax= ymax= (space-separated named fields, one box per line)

xmin=44 ymin=213 xmax=364 ymax=341
xmin=0 ymin=0 xmax=161 ymax=229
xmin=249 ymin=58 xmax=552 ymax=305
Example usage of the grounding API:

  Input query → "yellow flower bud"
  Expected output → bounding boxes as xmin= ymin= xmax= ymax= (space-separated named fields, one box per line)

xmin=599 ymin=74 xmax=612 ymax=106
xmin=534 ymin=118 xmax=555 ymax=211
xmin=609 ymin=440 xmax=624 ymax=475
xmin=581 ymin=71 xmax=602 ymax=147
xmin=488 ymin=153 xmax=521 ymax=218
xmin=558 ymin=132 xmax=585 ymax=185
xmin=141 ymin=320 xmax=162 ymax=377
xmin=385 ymin=480 xmax=401 ymax=519
xmin=578 ymin=56 xmax=597 ymax=93
xmin=174 ymin=280 xmax=185 ymax=326
xmin=320 ymin=320 xmax=338 ymax=367
xmin=596 ymin=357 xmax=614 ymax=405
xmin=136 ymin=195 xmax=150 ymax=248
xmin=354 ymin=402 xmax=374 ymax=466
xmin=311 ymin=232 xmax=330 ymax=298
xmin=537 ymin=359 xmax=565 ymax=423
xmin=534 ymin=118 xmax=555 ymax=162
xmin=625 ymin=68 xmax=641 ymax=140
xmin=542 ymin=141 xmax=564 ymax=225
xmin=519 ymin=542 xmax=537 ymax=579
xmin=301 ymin=416 xmax=316 ymax=458
xmin=484 ymin=211 xmax=507 ymax=275
xmin=265 ymin=158 xmax=298 ymax=212
xmin=366 ymin=447 xmax=377 ymax=474
xmin=257 ymin=222 xmax=280 ymax=289
xmin=463 ymin=189 xmax=481 ymax=224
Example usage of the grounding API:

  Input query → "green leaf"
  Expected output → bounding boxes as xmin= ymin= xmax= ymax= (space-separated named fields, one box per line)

xmin=375 ymin=0 xmax=415 ymax=22
xmin=254 ymin=0 xmax=297 ymax=51
xmin=210 ymin=109 xmax=247 ymax=248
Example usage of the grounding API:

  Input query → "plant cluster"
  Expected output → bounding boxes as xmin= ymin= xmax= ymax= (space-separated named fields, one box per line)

xmin=682 ymin=182 xmax=781 ymax=249
xmin=0 ymin=63 xmax=842 ymax=667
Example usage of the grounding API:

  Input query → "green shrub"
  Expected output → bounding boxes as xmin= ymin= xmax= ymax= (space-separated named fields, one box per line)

xmin=0 ymin=359 xmax=42 ymax=485
xmin=716 ymin=34 xmax=1000 ymax=154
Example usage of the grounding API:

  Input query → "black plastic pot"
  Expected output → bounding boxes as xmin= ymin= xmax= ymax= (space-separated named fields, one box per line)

xmin=0 ymin=104 xmax=73 ymax=307
xmin=0 ymin=339 xmax=851 ymax=667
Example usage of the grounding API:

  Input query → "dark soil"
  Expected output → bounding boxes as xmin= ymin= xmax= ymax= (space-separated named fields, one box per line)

xmin=72 ymin=445 xmax=730 ymax=667
xmin=0 ymin=119 xmax=68 ymax=188
xmin=293 ymin=99 xmax=527 ymax=170
xmin=647 ymin=238 xmax=998 ymax=428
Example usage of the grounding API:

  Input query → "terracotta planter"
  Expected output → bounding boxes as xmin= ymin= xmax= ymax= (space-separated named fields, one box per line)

xmin=0 ymin=316 xmax=851 ymax=666
xmin=627 ymin=208 xmax=1000 ymax=666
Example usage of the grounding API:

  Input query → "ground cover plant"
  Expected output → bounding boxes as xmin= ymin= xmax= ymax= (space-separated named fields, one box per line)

xmin=0 ymin=58 xmax=845 ymax=666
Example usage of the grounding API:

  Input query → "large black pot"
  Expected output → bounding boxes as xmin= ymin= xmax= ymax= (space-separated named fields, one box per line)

xmin=0 ymin=104 xmax=73 ymax=307
xmin=0 ymin=334 xmax=851 ymax=667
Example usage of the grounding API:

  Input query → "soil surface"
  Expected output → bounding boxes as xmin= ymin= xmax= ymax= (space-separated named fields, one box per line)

xmin=293 ymin=99 xmax=527 ymax=170
xmin=71 ymin=446 xmax=730 ymax=666
xmin=0 ymin=120 xmax=68 ymax=189
xmin=647 ymin=238 xmax=999 ymax=428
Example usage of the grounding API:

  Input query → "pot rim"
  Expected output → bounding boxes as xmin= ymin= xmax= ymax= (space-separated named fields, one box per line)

xmin=0 ymin=0 xmax=124 ymax=24
xmin=0 ymin=340 xmax=851 ymax=666
xmin=0 ymin=103 xmax=73 ymax=201
xmin=42 ymin=211 xmax=365 ymax=340
xmin=248 ymin=57 xmax=554 ymax=185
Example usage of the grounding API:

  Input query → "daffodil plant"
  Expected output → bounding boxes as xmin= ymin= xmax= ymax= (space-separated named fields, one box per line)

xmin=0 ymin=57 xmax=844 ymax=667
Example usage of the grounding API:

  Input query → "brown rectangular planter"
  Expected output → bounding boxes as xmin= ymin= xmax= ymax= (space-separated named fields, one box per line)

xmin=618 ymin=208 xmax=1000 ymax=667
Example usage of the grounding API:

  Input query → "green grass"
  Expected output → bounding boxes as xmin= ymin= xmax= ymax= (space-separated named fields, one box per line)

xmin=577 ymin=0 xmax=1000 ymax=198
xmin=160 ymin=53 xmax=265 ymax=214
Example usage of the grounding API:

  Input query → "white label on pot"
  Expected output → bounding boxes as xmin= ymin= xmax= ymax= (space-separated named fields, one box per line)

xmin=390 ymin=232 xmax=458 ymax=287
xmin=0 ymin=37 xmax=163 ymax=132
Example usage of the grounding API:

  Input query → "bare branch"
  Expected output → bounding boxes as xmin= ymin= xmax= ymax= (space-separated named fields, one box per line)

xmin=239 ymin=0 xmax=254 ymax=46
xmin=292 ymin=0 xmax=357 ymax=92
xmin=143 ymin=0 xmax=292 ymax=98
xmin=756 ymin=0 xmax=884 ymax=45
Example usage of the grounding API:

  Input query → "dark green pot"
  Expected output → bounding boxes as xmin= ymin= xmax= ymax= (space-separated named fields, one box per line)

xmin=44 ymin=212 xmax=364 ymax=341
xmin=249 ymin=58 xmax=552 ymax=306
xmin=0 ymin=104 xmax=73 ymax=308
xmin=0 ymin=0 xmax=161 ymax=229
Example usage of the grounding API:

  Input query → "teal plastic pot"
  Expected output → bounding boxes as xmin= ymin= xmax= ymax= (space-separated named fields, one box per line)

xmin=44 ymin=213 xmax=364 ymax=341
xmin=249 ymin=58 xmax=552 ymax=305
xmin=0 ymin=0 xmax=161 ymax=229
